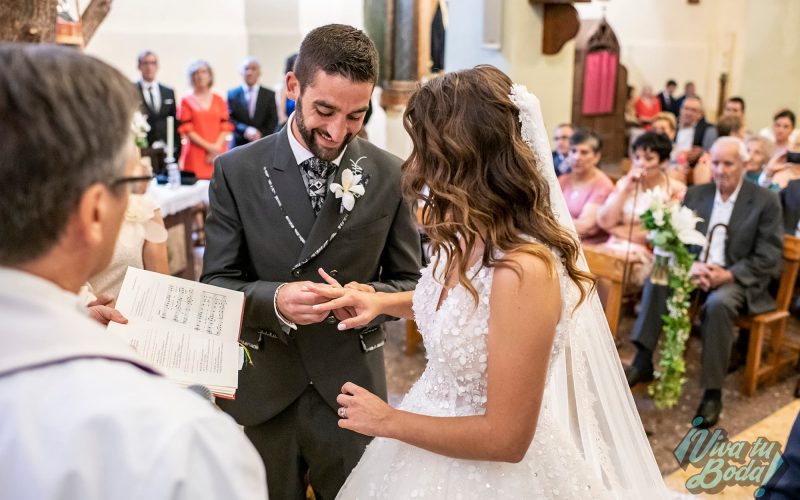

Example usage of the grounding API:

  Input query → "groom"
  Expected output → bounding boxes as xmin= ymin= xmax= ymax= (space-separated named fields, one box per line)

xmin=201 ymin=24 xmax=421 ymax=500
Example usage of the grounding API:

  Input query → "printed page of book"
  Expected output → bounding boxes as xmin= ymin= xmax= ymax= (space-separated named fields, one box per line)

xmin=107 ymin=267 xmax=244 ymax=396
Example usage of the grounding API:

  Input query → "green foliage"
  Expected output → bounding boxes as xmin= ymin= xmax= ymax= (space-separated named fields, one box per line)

xmin=640 ymin=205 xmax=698 ymax=409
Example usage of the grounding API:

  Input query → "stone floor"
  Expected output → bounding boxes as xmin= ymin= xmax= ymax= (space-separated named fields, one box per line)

xmin=382 ymin=313 xmax=800 ymax=478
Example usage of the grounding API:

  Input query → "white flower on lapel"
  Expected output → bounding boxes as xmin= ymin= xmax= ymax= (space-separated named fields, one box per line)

xmin=330 ymin=168 xmax=365 ymax=212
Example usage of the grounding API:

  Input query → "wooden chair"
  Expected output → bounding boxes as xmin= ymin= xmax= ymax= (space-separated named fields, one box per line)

xmin=741 ymin=235 xmax=800 ymax=395
xmin=582 ymin=244 xmax=636 ymax=339
xmin=405 ymin=206 xmax=426 ymax=354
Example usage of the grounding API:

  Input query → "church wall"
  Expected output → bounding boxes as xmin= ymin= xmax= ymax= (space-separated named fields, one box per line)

xmin=444 ymin=0 xmax=575 ymax=135
xmin=85 ymin=0 xmax=249 ymax=100
xmin=576 ymin=0 xmax=800 ymax=132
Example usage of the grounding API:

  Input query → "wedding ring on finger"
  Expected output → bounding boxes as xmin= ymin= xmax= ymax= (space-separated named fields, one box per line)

xmin=338 ymin=407 xmax=348 ymax=418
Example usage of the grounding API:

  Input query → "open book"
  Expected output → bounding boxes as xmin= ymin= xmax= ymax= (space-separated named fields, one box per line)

xmin=107 ymin=267 xmax=245 ymax=399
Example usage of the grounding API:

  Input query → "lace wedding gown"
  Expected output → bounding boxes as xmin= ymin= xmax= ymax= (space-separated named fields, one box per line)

xmin=337 ymin=86 xmax=671 ymax=499
xmin=336 ymin=252 xmax=611 ymax=499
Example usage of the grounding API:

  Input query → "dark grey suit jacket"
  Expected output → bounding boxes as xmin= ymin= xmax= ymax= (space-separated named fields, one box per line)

xmin=781 ymin=179 xmax=800 ymax=234
xmin=684 ymin=181 xmax=783 ymax=314
xmin=227 ymin=85 xmax=278 ymax=148
xmin=135 ymin=82 xmax=181 ymax=158
xmin=201 ymin=128 xmax=421 ymax=425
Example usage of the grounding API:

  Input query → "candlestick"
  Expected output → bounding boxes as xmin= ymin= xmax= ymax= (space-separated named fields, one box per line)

xmin=166 ymin=116 xmax=174 ymax=161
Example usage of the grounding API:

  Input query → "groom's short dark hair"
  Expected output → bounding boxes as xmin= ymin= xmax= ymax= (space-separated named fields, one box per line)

xmin=294 ymin=24 xmax=378 ymax=90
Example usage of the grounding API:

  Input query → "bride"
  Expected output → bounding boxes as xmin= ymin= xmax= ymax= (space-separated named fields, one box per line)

xmin=308 ymin=65 xmax=671 ymax=499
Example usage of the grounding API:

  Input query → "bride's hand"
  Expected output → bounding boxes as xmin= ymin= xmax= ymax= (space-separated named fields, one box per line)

xmin=336 ymin=382 xmax=395 ymax=437
xmin=306 ymin=283 xmax=383 ymax=330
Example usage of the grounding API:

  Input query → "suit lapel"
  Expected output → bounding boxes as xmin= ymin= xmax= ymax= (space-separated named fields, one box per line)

xmin=693 ymin=184 xmax=716 ymax=236
xmin=137 ymin=82 xmax=155 ymax=115
xmin=726 ymin=182 xmax=754 ymax=260
xmin=294 ymin=140 xmax=371 ymax=270
xmin=267 ymin=129 xmax=315 ymax=241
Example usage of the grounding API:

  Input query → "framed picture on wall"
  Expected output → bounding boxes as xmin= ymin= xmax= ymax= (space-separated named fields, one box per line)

xmin=482 ymin=0 xmax=502 ymax=50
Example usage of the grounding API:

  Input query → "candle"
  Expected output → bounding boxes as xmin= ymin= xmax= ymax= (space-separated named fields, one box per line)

xmin=166 ymin=116 xmax=174 ymax=160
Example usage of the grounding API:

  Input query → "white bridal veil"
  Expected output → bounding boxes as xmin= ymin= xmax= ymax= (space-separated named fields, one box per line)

xmin=509 ymin=85 xmax=672 ymax=498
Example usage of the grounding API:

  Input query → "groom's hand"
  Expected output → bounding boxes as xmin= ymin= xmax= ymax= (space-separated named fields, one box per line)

xmin=317 ymin=268 xmax=375 ymax=322
xmin=276 ymin=281 xmax=330 ymax=325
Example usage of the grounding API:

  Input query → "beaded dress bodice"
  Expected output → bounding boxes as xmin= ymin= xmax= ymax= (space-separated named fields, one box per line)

xmin=400 ymin=252 xmax=575 ymax=418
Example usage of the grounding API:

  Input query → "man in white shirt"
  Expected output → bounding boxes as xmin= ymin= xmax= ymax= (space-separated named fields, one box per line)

xmin=625 ymin=137 xmax=783 ymax=428
xmin=0 ymin=44 xmax=267 ymax=500
xmin=675 ymin=96 xmax=718 ymax=168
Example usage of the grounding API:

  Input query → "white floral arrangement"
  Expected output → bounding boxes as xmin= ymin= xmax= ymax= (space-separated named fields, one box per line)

xmin=131 ymin=111 xmax=151 ymax=149
xmin=639 ymin=186 xmax=707 ymax=409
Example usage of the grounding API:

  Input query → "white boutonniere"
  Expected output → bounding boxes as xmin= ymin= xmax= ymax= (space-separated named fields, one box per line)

xmin=330 ymin=167 xmax=366 ymax=212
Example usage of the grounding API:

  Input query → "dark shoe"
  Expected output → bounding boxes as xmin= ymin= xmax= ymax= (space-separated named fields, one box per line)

xmin=624 ymin=363 xmax=654 ymax=388
xmin=693 ymin=398 xmax=722 ymax=428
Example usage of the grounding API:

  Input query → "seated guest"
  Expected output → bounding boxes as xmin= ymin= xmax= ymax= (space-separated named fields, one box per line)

xmin=552 ymin=122 xmax=573 ymax=176
xmin=558 ymin=129 xmax=614 ymax=243
xmin=652 ymin=112 xmax=677 ymax=141
xmin=0 ymin=44 xmax=266 ymax=499
xmin=722 ymin=96 xmax=748 ymax=134
xmin=625 ymin=137 xmax=783 ymax=428
xmin=227 ymin=57 xmax=278 ymax=148
xmin=781 ymin=179 xmax=800 ymax=236
xmin=761 ymin=109 xmax=799 ymax=150
xmin=717 ymin=115 xmax=745 ymax=139
xmin=597 ymin=132 xmax=687 ymax=287
xmin=745 ymin=136 xmax=774 ymax=184
xmin=135 ymin=50 xmax=180 ymax=159
xmin=759 ymin=148 xmax=800 ymax=190
xmin=178 ymin=60 xmax=234 ymax=180
xmin=634 ymin=84 xmax=662 ymax=129
xmin=675 ymin=96 xmax=718 ymax=172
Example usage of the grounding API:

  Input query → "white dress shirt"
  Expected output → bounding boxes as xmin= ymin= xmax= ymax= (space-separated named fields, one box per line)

xmin=701 ymin=181 xmax=743 ymax=267
xmin=243 ymin=84 xmax=258 ymax=119
xmin=675 ymin=126 xmax=695 ymax=152
xmin=0 ymin=267 xmax=268 ymax=500
xmin=141 ymin=80 xmax=162 ymax=113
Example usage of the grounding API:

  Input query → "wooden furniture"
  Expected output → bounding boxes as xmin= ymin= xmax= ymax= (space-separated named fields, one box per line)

xmin=146 ymin=180 xmax=210 ymax=280
xmin=529 ymin=0 xmax=590 ymax=55
xmin=583 ymin=244 xmax=636 ymax=339
xmin=740 ymin=235 xmax=800 ymax=395
xmin=405 ymin=319 xmax=423 ymax=354
xmin=572 ymin=18 xmax=629 ymax=169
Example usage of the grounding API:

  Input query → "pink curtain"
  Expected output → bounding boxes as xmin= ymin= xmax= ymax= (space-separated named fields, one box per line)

xmin=582 ymin=50 xmax=618 ymax=115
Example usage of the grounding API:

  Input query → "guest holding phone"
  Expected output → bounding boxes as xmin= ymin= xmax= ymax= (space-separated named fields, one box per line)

xmin=759 ymin=148 xmax=800 ymax=191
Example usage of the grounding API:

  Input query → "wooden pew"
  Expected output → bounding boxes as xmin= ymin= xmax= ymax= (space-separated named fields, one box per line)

xmin=741 ymin=235 xmax=800 ymax=395
xmin=582 ymin=244 xmax=636 ymax=339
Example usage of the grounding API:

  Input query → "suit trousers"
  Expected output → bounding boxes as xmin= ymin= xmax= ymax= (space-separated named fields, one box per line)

xmin=630 ymin=279 xmax=746 ymax=390
xmin=244 ymin=384 xmax=372 ymax=500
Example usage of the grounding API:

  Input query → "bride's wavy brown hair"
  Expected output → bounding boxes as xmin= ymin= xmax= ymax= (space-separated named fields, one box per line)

xmin=402 ymin=65 xmax=592 ymax=305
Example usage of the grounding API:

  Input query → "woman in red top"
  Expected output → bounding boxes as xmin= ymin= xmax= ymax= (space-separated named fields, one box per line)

xmin=178 ymin=60 xmax=233 ymax=180
xmin=634 ymin=85 xmax=662 ymax=130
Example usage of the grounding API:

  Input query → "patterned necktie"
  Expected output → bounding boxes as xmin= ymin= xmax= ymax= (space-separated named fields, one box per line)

xmin=299 ymin=157 xmax=337 ymax=215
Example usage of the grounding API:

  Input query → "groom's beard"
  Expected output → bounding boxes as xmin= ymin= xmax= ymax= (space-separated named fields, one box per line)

xmin=295 ymin=97 xmax=354 ymax=162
